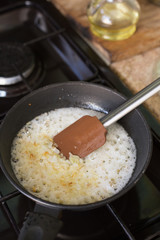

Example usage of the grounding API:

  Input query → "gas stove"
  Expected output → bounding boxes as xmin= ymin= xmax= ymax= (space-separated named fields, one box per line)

xmin=1 ymin=1 xmax=160 ymax=240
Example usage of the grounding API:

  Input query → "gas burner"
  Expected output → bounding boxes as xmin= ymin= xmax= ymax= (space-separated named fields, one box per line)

xmin=0 ymin=42 xmax=35 ymax=85
xmin=0 ymin=42 xmax=45 ymax=98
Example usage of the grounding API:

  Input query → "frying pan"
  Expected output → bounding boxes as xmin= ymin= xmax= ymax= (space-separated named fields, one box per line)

xmin=0 ymin=82 xmax=152 ymax=239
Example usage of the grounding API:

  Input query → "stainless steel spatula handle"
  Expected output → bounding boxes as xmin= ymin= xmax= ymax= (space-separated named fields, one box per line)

xmin=100 ymin=77 xmax=160 ymax=128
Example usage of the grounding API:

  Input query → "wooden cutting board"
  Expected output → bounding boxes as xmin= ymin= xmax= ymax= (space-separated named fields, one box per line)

xmin=50 ymin=0 xmax=160 ymax=63
xmin=50 ymin=0 xmax=160 ymax=124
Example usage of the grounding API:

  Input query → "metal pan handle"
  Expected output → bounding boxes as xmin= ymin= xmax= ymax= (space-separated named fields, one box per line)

xmin=100 ymin=77 xmax=160 ymax=128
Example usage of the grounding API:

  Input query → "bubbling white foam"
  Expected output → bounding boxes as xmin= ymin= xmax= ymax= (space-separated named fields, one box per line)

xmin=11 ymin=107 xmax=136 ymax=205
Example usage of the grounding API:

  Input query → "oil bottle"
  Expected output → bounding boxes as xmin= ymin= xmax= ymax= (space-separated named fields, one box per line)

xmin=87 ymin=0 xmax=141 ymax=41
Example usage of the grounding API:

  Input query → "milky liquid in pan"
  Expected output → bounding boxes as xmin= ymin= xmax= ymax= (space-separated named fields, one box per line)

xmin=11 ymin=107 xmax=136 ymax=205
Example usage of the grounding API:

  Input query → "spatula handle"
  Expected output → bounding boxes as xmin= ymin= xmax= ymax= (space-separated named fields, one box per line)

xmin=100 ymin=77 xmax=160 ymax=128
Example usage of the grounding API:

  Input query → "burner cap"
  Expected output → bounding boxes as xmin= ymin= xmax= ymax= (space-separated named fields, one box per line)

xmin=0 ymin=42 xmax=35 ymax=85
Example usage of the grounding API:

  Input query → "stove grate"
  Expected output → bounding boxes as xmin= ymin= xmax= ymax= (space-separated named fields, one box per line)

xmin=0 ymin=191 xmax=20 ymax=237
xmin=0 ymin=188 xmax=136 ymax=240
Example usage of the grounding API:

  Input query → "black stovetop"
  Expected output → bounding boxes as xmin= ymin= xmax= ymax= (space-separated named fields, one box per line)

xmin=1 ymin=1 xmax=160 ymax=240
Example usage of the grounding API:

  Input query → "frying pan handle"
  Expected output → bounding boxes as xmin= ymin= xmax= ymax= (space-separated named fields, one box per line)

xmin=18 ymin=204 xmax=62 ymax=240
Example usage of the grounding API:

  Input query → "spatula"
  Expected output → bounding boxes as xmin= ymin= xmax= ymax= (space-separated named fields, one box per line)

xmin=53 ymin=77 xmax=160 ymax=159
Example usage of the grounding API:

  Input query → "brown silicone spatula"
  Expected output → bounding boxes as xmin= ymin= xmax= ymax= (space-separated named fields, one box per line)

xmin=53 ymin=78 xmax=160 ymax=159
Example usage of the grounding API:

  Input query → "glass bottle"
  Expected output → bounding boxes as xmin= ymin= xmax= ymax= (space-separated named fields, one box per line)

xmin=87 ymin=0 xmax=141 ymax=41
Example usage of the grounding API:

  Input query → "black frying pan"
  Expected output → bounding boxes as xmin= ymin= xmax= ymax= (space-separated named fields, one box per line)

xmin=0 ymin=82 xmax=152 ymax=239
